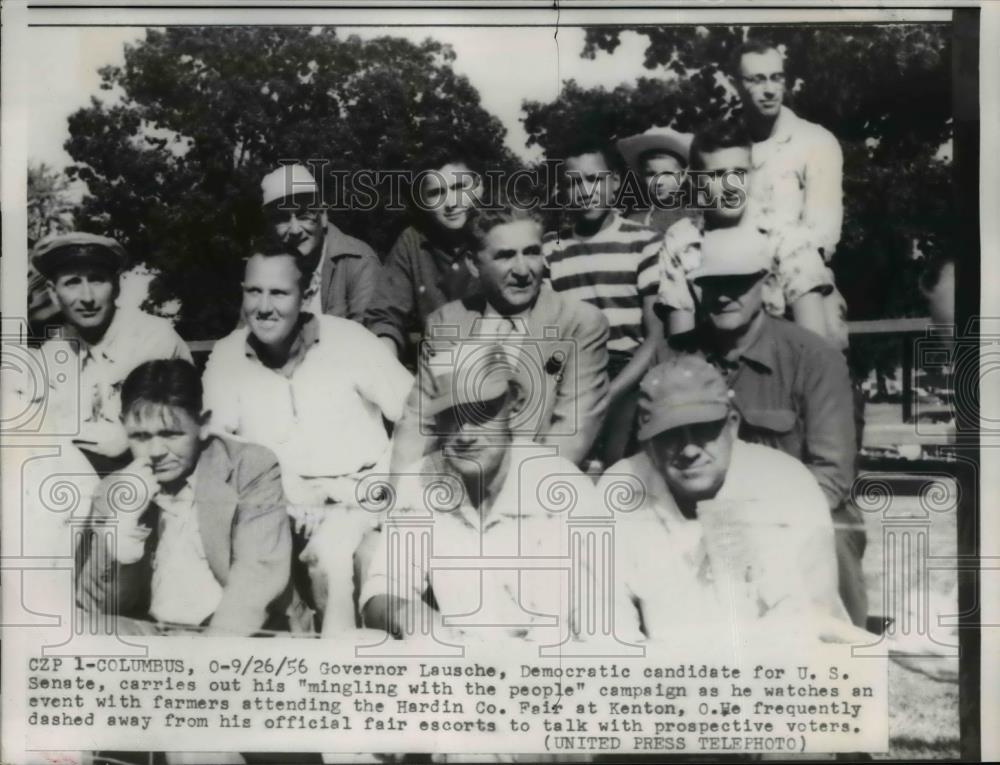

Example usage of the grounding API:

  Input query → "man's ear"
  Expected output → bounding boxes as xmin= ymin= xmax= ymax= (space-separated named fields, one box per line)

xmin=198 ymin=410 xmax=212 ymax=439
xmin=465 ymin=252 xmax=480 ymax=280
xmin=506 ymin=380 xmax=528 ymax=416
xmin=725 ymin=407 xmax=741 ymax=436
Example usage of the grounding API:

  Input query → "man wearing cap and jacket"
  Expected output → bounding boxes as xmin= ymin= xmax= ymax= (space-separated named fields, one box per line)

xmin=261 ymin=163 xmax=380 ymax=322
xmin=389 ymin=203 xmax=610 ymax=472
xmin=28 ymin=232 xmax=192 ymax=471
xmin=656 ymin=226 xmax=867 ymax=627
xmin=600 ymin=355 xmax=853 ymax=641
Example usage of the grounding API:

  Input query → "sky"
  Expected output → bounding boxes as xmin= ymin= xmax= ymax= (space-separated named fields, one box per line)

xmin=28 ymin=25 xmax=662 ymax=173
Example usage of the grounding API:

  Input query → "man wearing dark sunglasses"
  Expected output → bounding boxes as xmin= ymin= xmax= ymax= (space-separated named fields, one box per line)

xmin=658 ymin=227 xmax=867 ymax=629
xmin=261 ymin=163 xmax=380 ymax=323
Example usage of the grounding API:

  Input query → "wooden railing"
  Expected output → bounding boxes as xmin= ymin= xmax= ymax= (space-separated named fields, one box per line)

xmin=189 ymin=317 xmax=952 ymax=451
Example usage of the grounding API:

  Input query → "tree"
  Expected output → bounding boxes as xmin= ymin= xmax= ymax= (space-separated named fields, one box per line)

xmin=27 ymin=162 xmax=76 ymax=247
xmin=526 ymin=24 xmax=953 ymax=338
xmin=66 ymin=27 xmax=514 ymax=339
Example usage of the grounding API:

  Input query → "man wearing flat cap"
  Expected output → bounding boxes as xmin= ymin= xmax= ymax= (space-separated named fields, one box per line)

xmin=599 ymin=356 xmax=852 ymax=640
xmin=362 ymin=346 xmax=597 ymax=644
xmin=261 ymin=163 xmax=380 ymax=322
xmin=29 ymin=232 xmax=191 ymax=470
xmin=656 ymin=226 xmax=867 ymax=627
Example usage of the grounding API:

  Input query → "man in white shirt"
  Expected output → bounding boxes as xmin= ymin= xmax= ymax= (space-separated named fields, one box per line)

xmin=76 ymin=359 xmax=294 ymax=636
xmin=29 ymin=232 xmax=192 ymax=471
xmin=363 ymin=348 xmax=594 ymax=645
xmin=202 ymin=238 xmax=413 ymax=631
xmin=733 ymin=39 xmax=844 ymax=261
xmin=599 ymin=355 xmax=852 ymax=641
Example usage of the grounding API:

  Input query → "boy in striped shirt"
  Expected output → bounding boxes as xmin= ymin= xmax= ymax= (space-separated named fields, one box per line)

xmin=542 ymin=137 xmax=665 ymax=467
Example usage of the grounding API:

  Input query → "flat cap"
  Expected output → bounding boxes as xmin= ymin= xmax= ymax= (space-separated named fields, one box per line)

xmin=31 ymin=232 xmax=127 ymax=280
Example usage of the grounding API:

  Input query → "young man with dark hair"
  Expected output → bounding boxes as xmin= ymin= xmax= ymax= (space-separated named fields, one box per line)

xmin=543 ymin=136 xmax=664 ymax=467
xmin=390 ymin=200 xmax=610 ymax=471
xmin=76 ymin=358 xmax=295 ymax=636
xmin=656 ymin=119 xmax=845 ymax=347
xmin=364 ymin=150 xmax=482 ymax=366
xmin=28 ymin=232 xmax=192 ymax=471
xmin=261 ymin=163 xmax=381 ymax=323
xmin=203 ymin=238 xmax=413 ymax=632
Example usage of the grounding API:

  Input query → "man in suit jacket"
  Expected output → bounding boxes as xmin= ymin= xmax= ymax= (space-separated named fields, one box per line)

xmin=389 ymin=203 xmax=610 ymax=471
xmin=76 ymin=359 xmax=294 ymax=636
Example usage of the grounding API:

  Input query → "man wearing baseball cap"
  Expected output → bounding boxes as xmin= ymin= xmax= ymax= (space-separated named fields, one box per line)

xmin=362 ymin=346 xmax=597 ymax=644
xmin=29 ymin=232 xmax=191 ymax=470
xmin=261 ymin=163 xmax=380 ymax=322
xmin=656 ymin=226 xmax=867 ymax=627
xmin=599 ymin=356 xmax=851 ymax=639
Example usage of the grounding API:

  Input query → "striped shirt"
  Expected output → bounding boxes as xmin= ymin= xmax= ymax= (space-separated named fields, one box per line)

xmin=542 ymin=212 xmax=663 ymax=353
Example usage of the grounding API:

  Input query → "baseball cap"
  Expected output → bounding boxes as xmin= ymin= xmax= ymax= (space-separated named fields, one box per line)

xmin=31 ymin=232 xmax=128 ymax=280
xmin=421 ymin=345 xmax=515 ymax=420
xmin=261 ymin=164 xmax=320 ymax=207
xmin=636 ymin=355 xmax=733 ymax=441
xmin=616 ymin=127 xmax=693 ymax=173
xmin=688 ymin=227 xmax=771 ymax=282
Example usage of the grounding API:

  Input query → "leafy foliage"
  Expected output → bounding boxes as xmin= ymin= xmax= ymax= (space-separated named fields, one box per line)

xmin=66 ymin=27 xmax=513 ymax=338
xmin=27 ymin=162 xmax=76 ymax=247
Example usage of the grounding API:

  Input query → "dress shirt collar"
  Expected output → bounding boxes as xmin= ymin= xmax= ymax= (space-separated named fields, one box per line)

xmin=766 ymin=105 xmax=797 ymax=146
xmin=687 ymin=312 xmax=777 ymax=374
xmin=244 ymin=311 xmax=320 ymax=377
xmin=62 ymin=303 xmax=124 ymax=361
xmin=154 ymin=464 xmax=199 ymax=512
xmin=428 ymin=449 xmax=524 ymax=531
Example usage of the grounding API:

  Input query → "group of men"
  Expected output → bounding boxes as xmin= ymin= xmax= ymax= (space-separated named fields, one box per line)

xmin=23 ymin=40 xmax=869 ymax=642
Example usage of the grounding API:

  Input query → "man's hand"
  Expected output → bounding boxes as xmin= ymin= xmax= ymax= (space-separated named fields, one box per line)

xmin=107 ymin=457 xmax=158 ymax=564
xmin=114 ymin=524 xmax=152 ymax=565
xmin=73 ymin=419 xmax=129 ymax=458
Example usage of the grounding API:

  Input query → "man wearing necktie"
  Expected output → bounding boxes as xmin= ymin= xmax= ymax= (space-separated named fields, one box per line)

xmin=389 ymin=202 xmax=611 ymax=472
xmin=76 ymin=358 xmax=295 ymax=636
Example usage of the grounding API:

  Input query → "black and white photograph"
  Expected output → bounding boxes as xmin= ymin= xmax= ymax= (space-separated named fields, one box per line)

xmin=1 ymin=1 xmax=995 ymax=763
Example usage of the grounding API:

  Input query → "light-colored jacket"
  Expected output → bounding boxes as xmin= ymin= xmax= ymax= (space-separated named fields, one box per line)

xmin=390 ymin=284 xmax=610 ymax=470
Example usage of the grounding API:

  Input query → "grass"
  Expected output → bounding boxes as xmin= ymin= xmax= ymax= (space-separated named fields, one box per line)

xmin=858 ymin=471 xmax=961 ymax=760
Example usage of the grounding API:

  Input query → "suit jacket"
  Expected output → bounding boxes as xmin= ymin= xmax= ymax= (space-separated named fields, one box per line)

xmin=390 ymin=284 xmax=610 ymax=469
xmin=76 ymin=436 xmax=293 ymax=635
